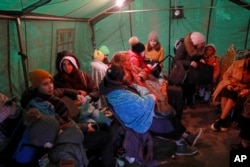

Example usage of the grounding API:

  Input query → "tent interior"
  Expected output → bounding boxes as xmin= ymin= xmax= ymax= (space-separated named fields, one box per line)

xmin=0 ymin=0 xmax=250 ymax=100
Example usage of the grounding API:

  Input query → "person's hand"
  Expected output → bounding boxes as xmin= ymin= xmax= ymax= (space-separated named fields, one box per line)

xmin=227 ymin=85 xmax=238 ymax=92
xmin=87 ymin=123 xmax=96 ymax=132
xmin=200 ymin=59 xmax=205 ymax=64
xmin=190 ymin=61 xmax=198 ymax=68
xmin=79 ymin=90 xmax=87 ymax=96
xmin=239 ymin=89 xmax=249 ymax=97
xmin=77 ymin=95 xmax=87 ymax=103
xmin=147 ymin=64 xmax=153 ymax=70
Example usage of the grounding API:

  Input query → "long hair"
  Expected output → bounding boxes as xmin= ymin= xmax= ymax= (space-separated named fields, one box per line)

xmin=146 ymin=41 xmax=161 ymax=52
xmin=111 ymin=51 xmax=144 ymax=86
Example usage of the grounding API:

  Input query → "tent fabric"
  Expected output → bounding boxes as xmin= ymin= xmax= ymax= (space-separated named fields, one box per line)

xmin=0 ymin=0 xmax=249 ymax=101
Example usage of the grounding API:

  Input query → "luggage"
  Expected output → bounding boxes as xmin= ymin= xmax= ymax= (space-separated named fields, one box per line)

xmin=187 ymin=63 xmax=213 ymax=84
xmin=167 ymin=85 xmax=183 ymax=120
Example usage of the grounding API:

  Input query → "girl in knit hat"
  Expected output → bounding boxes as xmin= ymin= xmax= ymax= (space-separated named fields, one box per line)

xmin=145 ymin=31 xmax=165 ymax=70
xmin=174 ymin=31 xmax=206 ymax=110
xmin=13 ymin=69 xmax=87 ymax=165
xmin=128 ymin=36 xmax=153 ymax=81
xmin=17 ymin=68 xmax=117 ymax=167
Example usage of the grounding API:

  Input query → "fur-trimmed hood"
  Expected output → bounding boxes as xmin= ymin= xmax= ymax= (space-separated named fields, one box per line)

xmin=184 ymin=32 xmax=205 ymax=57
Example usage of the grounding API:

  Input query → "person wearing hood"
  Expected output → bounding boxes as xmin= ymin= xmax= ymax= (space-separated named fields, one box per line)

xmin=54 ymin=50 xmax=100 ymax=103
xmin=54 ymin=50 xmax=111 ymax=125
xmin=174 ymin=32 xmax=206 ymax=109
xmin=199 ymin=44 xmax=220 ymax=102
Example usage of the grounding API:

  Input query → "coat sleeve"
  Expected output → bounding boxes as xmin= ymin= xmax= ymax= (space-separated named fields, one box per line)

xmin=213 ymin=57 xmax=221 ymax=82
xmin=82 ymin=72 xmax=100 ymax=102
xmin=174 ymin=43 xmax=192 ymax=68
xmin=54 ymin=88 xmax=79 ymax=99
xmin=159 ymin=48 xmax=165 ymax=67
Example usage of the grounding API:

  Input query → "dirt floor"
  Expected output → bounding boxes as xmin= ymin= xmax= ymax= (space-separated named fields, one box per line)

xmin=125 ymin=102 xmax=240 ymax=167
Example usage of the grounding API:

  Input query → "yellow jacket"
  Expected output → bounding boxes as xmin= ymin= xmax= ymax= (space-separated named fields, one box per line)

xmin=212 ymin=59 xmax=250 ymax=101
xmin=144 ymin=45 xmax=165 ymax=67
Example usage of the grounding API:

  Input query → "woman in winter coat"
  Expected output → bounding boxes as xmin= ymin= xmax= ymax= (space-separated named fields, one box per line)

xmin=54 ymin=50 xmax=111 ymax=124
xmin=99 ymin=51 xmax=203 ymax=156
xmin=54 ymin=50 xmax=100 ymax=103
xmin=211 ymin=52 xmax=250 ymax=132
xmin=174 ymin=32 xmax=206 ymax=109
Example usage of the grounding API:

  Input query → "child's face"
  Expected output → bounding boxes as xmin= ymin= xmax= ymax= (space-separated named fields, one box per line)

xmin=149 ymin=40 xmax=157 ymax=47
xmin=38 ymin=78 xmax=54 ymax=95
xmin=62 ymin=59 xmax=74 ymax=74
xmin=205 ymin=46 xmax=215 ymax=57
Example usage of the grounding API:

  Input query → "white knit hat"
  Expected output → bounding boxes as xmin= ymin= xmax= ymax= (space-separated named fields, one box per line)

xmin=190 ymin=32 xmax=205 ymax=45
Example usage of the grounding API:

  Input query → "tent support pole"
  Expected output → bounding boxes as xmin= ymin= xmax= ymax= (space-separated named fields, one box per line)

xmin=129 ymin=4 xmax=133 ymax=36
xmin=245 ymin=18 xmax=250 ymax=49
xmin=88 ymin=22 xmax=96 ymax=50
xmin=16 ymin=17 xmax=29 ymax=89
xmin=206 ymin=0 xmax=214 ymax=42
xmin=167 ymin=0 xmax=172 ymax=75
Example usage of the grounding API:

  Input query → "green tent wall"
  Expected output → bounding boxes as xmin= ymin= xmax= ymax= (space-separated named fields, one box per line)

xmin=0 ymin=0 xmax=249 ymax=100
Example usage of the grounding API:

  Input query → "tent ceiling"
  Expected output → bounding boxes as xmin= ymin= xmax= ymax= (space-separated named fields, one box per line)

xmin=0 ymin=0 xmax=134 ymax=23
xmin=0 ymin=0 xmax=249 ymax=22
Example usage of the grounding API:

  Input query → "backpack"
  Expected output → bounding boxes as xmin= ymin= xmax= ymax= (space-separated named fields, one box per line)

xmin=168 ymin=60 xmax=187 ymax=86
xmin=173 ymin=38 xmax=184 ymax=54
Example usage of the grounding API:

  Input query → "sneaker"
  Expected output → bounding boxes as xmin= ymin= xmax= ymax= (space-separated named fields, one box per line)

xmin=185 ymin=128 xmax=203 ymax=147
xmin=125 ymin=156 xmax=135 ymax=164
xmin=175 ymin=143 xmax=198 ymax=155
xmin=211 ymin=119 xmax=228 ymax=132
